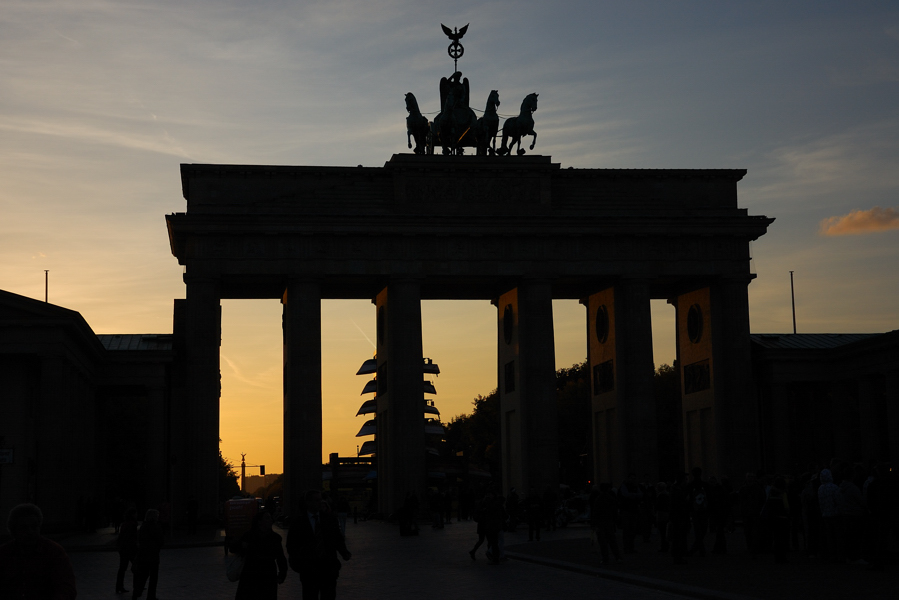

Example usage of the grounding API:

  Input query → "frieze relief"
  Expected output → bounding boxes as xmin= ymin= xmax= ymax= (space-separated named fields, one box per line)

xmin=192 ymin=229 xmax=745 ymax=275
xmin=404 ymin=176 xmax=539 ymax=206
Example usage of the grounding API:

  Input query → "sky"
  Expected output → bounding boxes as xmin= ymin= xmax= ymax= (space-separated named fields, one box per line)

xmin=2 ymin=1 xmax=899 ymax=474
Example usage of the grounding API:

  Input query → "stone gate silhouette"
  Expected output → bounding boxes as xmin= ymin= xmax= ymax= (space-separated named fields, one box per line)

xmin=166 ymin=154 xmax=772 ymax=520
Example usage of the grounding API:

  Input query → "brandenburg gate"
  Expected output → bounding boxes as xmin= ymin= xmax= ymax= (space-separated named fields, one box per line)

xmin=166 ymin=154 xmax=772 ymax=521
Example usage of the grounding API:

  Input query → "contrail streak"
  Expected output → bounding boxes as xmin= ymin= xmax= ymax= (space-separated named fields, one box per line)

xmin=351 ymin=320 xmax=376 ymax=350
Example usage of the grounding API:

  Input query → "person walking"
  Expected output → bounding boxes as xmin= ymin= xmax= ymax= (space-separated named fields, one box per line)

xmin=617 ymin=474 xmax=643 ymax=553
xmin=687 ymin=468 xmax=709 ymax=557
xmin=116 ymin=507 xmax=138 ymax=594
xmin=669 ymin=473 xmax=691 ymax=565
xmin=132 ymin=508 xmax=164 ymax=600
xmin=468 ymin=493 xmax=488 ymax=559
xmin=483 ymin=491 xmax=507 ymax=563
xmin=233 ymin=511 xmax=287 ymax=600
xmin=761 ymin=476 xmax=790 ymax=563
xmin=524 ymin=487 xmax=542 ymax=542
xmin=835 ymin=462 xmax=867 ymax=564
xmin=286 ymin=490 xmax=351 ymax=600
xmin=818 ymin=468 xmax=841 ymax=562
xmin=654 ymin=482 xmax=671 ymax=553
xmin=589 ymin=483 xmax=622 ymax=565
xmin=739 ymin=471 xmax=766 ymax=558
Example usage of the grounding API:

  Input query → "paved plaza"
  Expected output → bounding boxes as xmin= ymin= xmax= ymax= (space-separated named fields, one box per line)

xmin=67 ymin=520 xmax=691 ymax=600
xmin=63 ymin=517 xmax=896 ymax=600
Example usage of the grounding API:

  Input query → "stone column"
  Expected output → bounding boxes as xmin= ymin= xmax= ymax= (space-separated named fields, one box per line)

xmin=587 ymin=282 xmax=655 ymax=485
xmin=146 ymin=385 xmax=169 ymax=508
xmin=676 ymin=287 xmax=716 ymax=476
xmin=282 ymin=280 xmax=322 ymax=519
xmin=857 ymin=375 xmax=878 ymax=463
xmin=497 ymin=282 xmax=558 ymax=496
xmin=710 ymin=276 xmax=759 ymax=478
xmin=886 ymin=370 xmax=899 ymax=466
xmin=767 ymin=383 xmax=792 ymax=475
xmin=588 ymin=289 xmax=622 ymax=486
xmin=375 ymin=281 xmax=425 ymax=516
xmin=183 ymin=276 xmax=221 ymax=524
xmin=614 ymin=280 xmax=657 ymax=482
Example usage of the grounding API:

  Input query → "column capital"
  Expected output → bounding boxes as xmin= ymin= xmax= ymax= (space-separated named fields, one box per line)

xmin=282 ymin=279 xmax=322 ymax=304
xmin=182 ymin=273 xmax=220 ymax=287
xmin=717 ymin=274 xmax=756 ymax=286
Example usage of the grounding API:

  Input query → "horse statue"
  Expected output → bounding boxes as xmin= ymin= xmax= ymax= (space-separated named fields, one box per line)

xmin=433 ymin=71 xmax=478 ymax=155
xmin=474 ymin=89 xmax=500 ymax=156
xmin=405 ymin=92 xmax=430 ymax=155
xmin=498 ymin=93 xmax=538 ymax=156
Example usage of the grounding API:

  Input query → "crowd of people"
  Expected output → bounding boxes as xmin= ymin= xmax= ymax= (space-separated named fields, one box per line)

xmin=0 ymin=490 xmax=353 ymax=600
xmin=578 ymin=461 xmax=898 ymax=570
xmin=2 ymin=462 xmax=894 ymax=598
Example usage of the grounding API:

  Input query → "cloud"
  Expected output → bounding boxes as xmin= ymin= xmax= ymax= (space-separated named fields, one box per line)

xmin=819 ymin=206 xmax=899 ymax=236
xmin=0 ymin=116 xmax=193 ymax=159
xmin=221 ymin=354 xmax=267 ymax=388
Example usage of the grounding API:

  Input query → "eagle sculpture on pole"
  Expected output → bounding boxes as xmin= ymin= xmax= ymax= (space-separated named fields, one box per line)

xmin=441 ymin=23 xmax=469 ymax=71
xmin=441 ymin=23 xmax=468 ymax=42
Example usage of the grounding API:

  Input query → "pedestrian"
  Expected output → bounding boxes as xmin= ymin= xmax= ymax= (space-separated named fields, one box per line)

xmin=818 ymin=468 xmax=841 ymax=562
xmin=116 ymin=507 xmax=138 ymax=594
xmin=687 ymin=467 xmax=709 ymax=557
xmin=427 ymin=488 xmax=444 ymax=529
xmin=864 ymin=464 xmax=893 ymax=571
xmin=333 ymin=495 xmax=350 ymax=538
xmin=132 ymin=508 xmax=164 ymax=600
xmin=761 ymin=476 xmax=790 ymax=563
xmin=187 ymin=496 xmax=199 ymax=535
xmin=233 ymin=511 xmax=287 ymax=600
xmin=541 ymin=486 xmax=558 ymax=532
xmin=525 ymin=487 xmax=542 ymax=542
xmin=669 ymin=473 xmax=691 ymax=565
xmin=707 ymin=475 xmax=730 ymax=554
xmin=286 ymin=490 xmax=352 ymax=600
xmin=801 ymin=469 xmax=822 ymax=557
xmin=589 ymin=483 xmax=622 ymax=564
xmin=483 ymin=491 xmax=507 ymax=563
xmin=654 ymin=482 xmax=670 ymax=553
xmin=618 ymin=474 xmax=643 ymax=553
xmin=505 ymin=487 xmax=520 ymax=531
xmin=468 ymin=494 xmax=488 ymax=559
xmin=835 ymin=462 xmax=867 ymax=564
xmin=0 ymin=503 xmax=77 ymax=599
xmin=398 ymin=492 xmax=419 ymax=537
xmin=739 ymin=471 xmax=766 ymax=558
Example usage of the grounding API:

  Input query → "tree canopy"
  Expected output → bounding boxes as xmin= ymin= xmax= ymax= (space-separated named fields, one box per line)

xmin=445 ymin=361 xmax=681 ymax=489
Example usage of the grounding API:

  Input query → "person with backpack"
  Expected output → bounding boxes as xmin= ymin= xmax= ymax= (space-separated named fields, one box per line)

xmin=590 ymin=483 xmax=622 ymax=564
xmin=115 ymin=507 xmax=138 ymax=594
xmin=468 ymin=494 xmax=488 ymax=559
xmin=687 ymin=467 xmax=709 ymax=557
xmin=524 ymin=487 xmax=543 ymax=542
xmin=761 ymin=476 xmax=790 ymax=563
xmin=669 ymin=473 xmax=692 ymax=565
xmin=617 ymin=474 xmax=643 ymax=553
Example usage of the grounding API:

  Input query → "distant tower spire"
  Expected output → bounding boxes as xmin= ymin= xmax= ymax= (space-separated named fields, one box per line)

xmin=790 ymin=271 xmax=797 ymax=334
